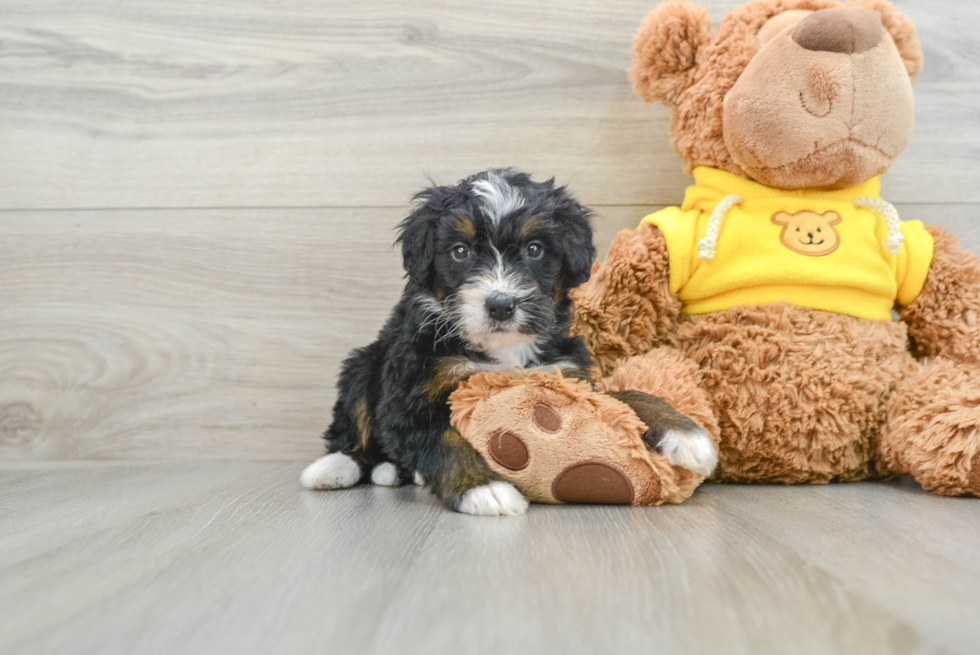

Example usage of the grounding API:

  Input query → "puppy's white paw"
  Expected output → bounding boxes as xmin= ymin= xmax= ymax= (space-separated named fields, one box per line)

xmin=370 ymin=462 xmax=400 ymax=487
xmin=658 ymin=428 xmax=718 ymax=477
xmin=454 ymin=481 xmax=528 ymax=516
xmin=300 ymin=453 xmax=361 ymax=490
xmin=413 ymin=471 xmax=425 ymax=486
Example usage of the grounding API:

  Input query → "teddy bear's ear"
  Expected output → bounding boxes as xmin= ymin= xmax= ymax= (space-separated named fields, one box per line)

xmin=858 ymin=0 xmax=924 ymax=82
xmin=771 ymin=212 xmax=793 ymax=226
xmin=629 ymin=0 xmax=712 ymax=105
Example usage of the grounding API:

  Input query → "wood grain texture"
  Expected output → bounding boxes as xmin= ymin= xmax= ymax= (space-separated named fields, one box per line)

xmin=0 ymin=0 xmax=977 ymax=209
xmin=5 ymin=205 xmax=978 ymax=460
xmin=1 ymin=461 xmax=978 ymax=655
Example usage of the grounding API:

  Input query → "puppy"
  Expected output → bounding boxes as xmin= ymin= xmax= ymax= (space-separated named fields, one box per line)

xmin=301 ymin=169 xmax=716 ymax=515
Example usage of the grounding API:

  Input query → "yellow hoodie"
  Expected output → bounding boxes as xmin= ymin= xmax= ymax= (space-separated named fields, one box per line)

xmin=640 ymin=167 xmax=934 ymax=321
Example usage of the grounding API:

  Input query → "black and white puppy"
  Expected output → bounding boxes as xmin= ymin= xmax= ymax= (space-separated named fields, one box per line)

xmin=301 ymin=169 xmax=716 ymax=515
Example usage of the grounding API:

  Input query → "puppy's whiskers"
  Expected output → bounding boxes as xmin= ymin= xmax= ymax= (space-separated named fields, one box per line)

xmin=414 ymin=292 xmax=469 ymax=349
xmin=413 ymin=295 xmax=450 ymax=342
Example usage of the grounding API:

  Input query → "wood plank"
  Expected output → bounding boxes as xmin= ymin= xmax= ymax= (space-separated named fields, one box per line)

xmin=1 ymin=461 xmax=978 ymax=655
xmin=0 ymin=0 xmax=977 ymax=210
xmin=3 ymin=204 xmax=979 ymax=460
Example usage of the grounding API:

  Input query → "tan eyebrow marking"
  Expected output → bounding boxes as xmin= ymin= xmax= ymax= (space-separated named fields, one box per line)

xmin=455 ymin=217 xmax=476 ymax=240
xmin=520 ymin=216 xmax=543 ymax=237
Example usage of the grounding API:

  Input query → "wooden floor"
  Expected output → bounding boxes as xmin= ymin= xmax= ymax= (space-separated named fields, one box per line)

xmin=1 ymin=461 xmax=978 ymax=655
xmin=2 ymin=0 xmax=980 ymax=653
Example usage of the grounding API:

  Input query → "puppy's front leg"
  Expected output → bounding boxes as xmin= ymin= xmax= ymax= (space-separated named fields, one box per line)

xmin=607 ymin=390 xmax=718 ymax=477
xmin=416 ymin=426 xmax=528 ymax=517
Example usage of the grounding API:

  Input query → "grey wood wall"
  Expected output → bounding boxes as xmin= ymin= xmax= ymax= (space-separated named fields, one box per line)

xmin=1 ymin=0 xmax=978 ymax=461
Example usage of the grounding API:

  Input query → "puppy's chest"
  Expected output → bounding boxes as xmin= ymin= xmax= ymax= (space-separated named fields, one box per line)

xmin=479 ymin=340 xmax=541 ymax=371
xmin=462 ymin=341 xmax=579 ymax=378
xmin=456 ymin=342 xmax=542 ymax=378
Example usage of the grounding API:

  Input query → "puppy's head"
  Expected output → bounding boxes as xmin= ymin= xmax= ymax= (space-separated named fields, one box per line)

xmin=396 ymin=168 xmax=595 ymax=353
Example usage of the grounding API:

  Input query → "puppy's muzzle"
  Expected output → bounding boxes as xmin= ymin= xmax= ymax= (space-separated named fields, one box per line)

xmin=485 ymin=295 xmax=518 ymax=322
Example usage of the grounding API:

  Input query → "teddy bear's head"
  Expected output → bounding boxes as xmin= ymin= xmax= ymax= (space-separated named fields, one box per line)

xmin=631 ymin=0 xmax=923 ymax=189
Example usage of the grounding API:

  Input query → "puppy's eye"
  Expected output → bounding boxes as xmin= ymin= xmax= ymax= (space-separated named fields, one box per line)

xmin=526 ymin=241 xmax=544 ymax=259
xmin=451 ymin=243 xmax=471 ymax=261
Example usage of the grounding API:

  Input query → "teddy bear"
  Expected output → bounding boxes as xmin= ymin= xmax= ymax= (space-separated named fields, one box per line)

xmin=449 ymin=0 xmax=980 ymax=505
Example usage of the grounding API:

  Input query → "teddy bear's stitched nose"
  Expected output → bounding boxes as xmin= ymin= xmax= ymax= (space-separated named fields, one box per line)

xmin=792 ymin=7 xmax=883 ymax=55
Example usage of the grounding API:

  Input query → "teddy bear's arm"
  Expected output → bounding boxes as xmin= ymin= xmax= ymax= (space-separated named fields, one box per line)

xmin=900 ymin=226 xmax=980 ymax=366
xmin=570 ymin=224 xmax=682 ymax=376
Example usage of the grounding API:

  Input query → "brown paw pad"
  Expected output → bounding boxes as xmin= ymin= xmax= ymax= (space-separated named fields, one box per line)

xmin=533 ymin=403 xmax=562 ymax=434
xmin=969 ymin=452 xmax=980 ymax=496
xmin=552 ymin=461 xmax=634 ymax=505
xmin=487 ymin=430 xmax=530 ymax=471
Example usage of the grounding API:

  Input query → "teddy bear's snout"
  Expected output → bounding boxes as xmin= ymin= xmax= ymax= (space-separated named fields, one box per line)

xmin=792 ymin=7 xmax=883 ymax=55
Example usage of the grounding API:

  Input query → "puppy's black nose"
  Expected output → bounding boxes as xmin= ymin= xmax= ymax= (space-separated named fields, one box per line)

xmin=485 ymin=296 xmax=517 ymax=321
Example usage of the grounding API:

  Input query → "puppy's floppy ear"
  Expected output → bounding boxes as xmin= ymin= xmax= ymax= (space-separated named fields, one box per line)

xmin=858 ymin=0 xmax=923 ymax=82
xmin=630 ymin=1 xmax=712 ymax=106
xmin=396 ymin=187 xmax=442 ymax=287
xmin=551 ymin=185 xmax=596 ymax=289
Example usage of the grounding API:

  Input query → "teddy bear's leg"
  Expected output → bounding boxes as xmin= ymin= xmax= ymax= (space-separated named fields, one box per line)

xmin=451 ymin=369 xmax=706 ymax=506
xmin=598 ymin=346 xmax=722 ymax=503
xmin=879 ymin=357 xmax=980 ymax=497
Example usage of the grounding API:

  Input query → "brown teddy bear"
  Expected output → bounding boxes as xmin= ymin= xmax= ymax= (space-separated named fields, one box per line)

xmin=450 ymin=0 xmax=980 ymax=505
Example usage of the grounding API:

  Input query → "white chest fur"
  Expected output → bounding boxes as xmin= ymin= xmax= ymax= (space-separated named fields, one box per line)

xmin=461 ymin=333 xmax=542 ymax=373
xmin=483 ymin=339 xmax=541 ymax=370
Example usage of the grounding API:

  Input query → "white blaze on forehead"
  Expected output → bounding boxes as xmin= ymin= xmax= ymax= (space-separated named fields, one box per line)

xmin=487 ymin=246 xmax=514 ymax=293
xmin=461 ymin=246 xmax=528 ymax=300
xmin=472 ymin=172 xmax=526 ymax=226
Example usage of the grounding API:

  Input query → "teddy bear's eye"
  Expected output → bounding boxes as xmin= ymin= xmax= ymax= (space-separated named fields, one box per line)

xmin=817 ymin=228 xmax=822 ymax=233
xmin=796 ymin=228 xmax=800 ymax=232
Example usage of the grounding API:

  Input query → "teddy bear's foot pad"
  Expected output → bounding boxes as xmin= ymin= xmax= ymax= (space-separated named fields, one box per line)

xmin=552 ymin=461 xmax=639 ymax=504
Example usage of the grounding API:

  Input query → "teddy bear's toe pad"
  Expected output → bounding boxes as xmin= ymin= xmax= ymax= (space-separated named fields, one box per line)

xmin=552 ymin=461 xmax=636 ymax=504
xmin=487 ymin=430 xmax=530 ymax=471
xmin=533 ymin=403 xmax=562 ymax=433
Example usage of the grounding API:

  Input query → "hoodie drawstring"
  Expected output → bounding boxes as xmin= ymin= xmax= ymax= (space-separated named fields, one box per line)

xmin=854 ymin=197 xmax=905 ymax=255
xmin=697 ymin=194 xmax=743 ymax=260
